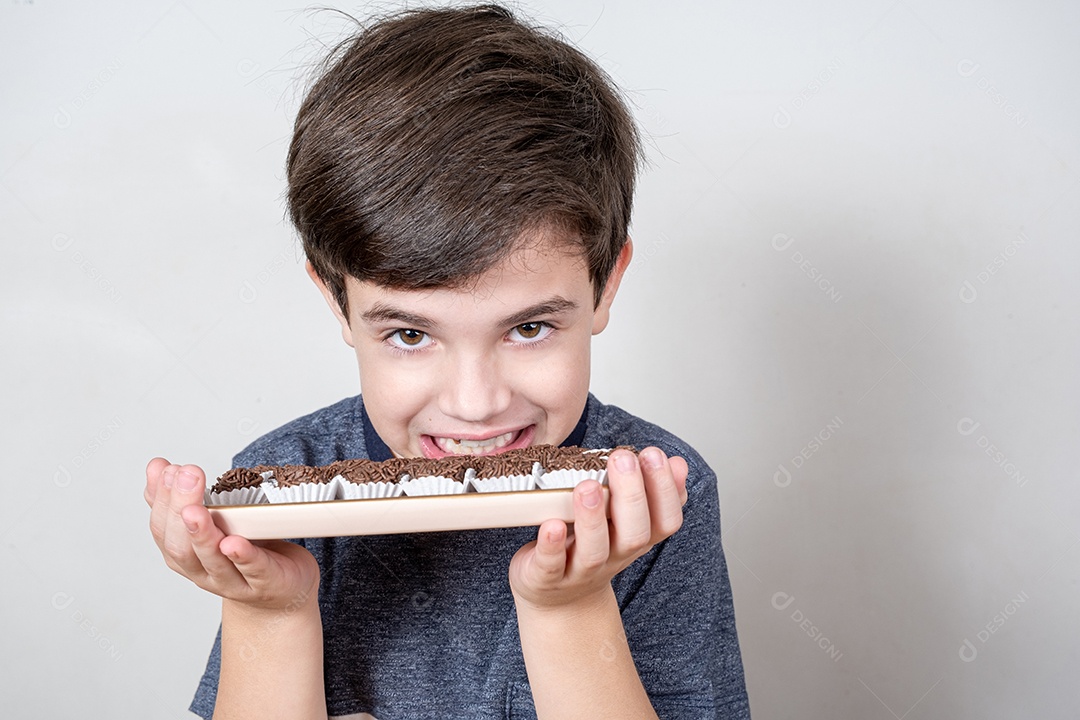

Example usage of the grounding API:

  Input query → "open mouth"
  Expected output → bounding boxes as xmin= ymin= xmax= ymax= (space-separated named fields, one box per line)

xmin=421 ymin=426 xmax=535 ymax=458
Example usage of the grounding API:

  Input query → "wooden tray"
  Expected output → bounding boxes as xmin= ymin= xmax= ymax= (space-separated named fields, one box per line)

xmin=207 ymin=487 xmax=609 ymax=539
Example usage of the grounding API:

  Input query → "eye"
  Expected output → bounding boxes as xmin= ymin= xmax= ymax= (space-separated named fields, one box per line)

xmin=508 ymin=322 xmax=552 ymax=343
xmin=389 ymin=329 xmax=431 ymax=350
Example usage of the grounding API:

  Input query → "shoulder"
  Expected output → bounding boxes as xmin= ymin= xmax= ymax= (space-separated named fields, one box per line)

xmin=583 ymin=394 xmax=716 ymax=492
xmin=231 ymin=395 xmax=365 ymax=468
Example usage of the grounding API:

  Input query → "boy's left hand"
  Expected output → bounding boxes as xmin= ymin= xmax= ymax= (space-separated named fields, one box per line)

xmin=509 ymin=447 xmax=689 ymax=611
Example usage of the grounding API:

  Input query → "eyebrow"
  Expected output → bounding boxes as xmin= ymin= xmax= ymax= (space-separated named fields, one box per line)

xmin=360 ymin=303 xmax=438 ymax=329
xmin=359 ymin=297 xmax=579 ymax=329
xmin=498 ymin=297 xmax=579 ymax=327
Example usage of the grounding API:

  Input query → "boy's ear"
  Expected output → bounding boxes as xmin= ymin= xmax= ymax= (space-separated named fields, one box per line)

xmin=592 ymin=237 xmax=634 ymax=335
xmin=306 ymin=261 xmax=355 ymax=348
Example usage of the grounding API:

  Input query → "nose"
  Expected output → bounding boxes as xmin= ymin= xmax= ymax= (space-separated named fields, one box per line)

xmin=438 ymin=349 xmax=512 ymax=424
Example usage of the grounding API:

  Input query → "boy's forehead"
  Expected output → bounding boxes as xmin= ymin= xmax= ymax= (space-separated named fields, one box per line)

xmin=345 ymin=233 xmax=591 ymax=313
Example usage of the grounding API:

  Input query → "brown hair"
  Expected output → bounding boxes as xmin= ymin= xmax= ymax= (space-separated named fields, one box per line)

xmin=287 ymin=4 xmax=642 ymax=313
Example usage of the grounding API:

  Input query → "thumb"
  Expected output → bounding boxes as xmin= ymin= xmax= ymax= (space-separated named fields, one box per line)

xmin=530 ymin=520 xmax=569 ymax=582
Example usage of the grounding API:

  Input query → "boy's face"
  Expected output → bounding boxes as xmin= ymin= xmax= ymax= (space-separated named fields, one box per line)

xmin=310 ymin=231 xmax=632 ymax=459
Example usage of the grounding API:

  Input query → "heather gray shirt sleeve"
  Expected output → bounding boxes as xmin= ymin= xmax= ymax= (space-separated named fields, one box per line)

xmin=613 ymin=460 xmax=747 ymax=714
xmin=587 ymin=397 xmax=750 ymax=717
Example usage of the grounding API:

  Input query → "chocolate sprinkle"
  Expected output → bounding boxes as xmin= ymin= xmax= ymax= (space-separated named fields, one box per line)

xmin=212 ymin=467 xmax=264 ymax=493
xmin=273 ymin=464 xmax=328 ymax=487
xmin=210 ymin=444 xmax=639 ymax=494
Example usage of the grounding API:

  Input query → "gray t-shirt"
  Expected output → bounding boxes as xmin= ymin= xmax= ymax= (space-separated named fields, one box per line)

xmin=190 ymin=393 xmax=750 ymax=719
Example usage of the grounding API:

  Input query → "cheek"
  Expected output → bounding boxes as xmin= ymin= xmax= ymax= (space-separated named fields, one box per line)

xmin=552 ymin=338 xmax=591 ymax=395
xmin=516 ymin=332 xmax=591 ymax=428
xmin=354 ymin=348 xmax=431 ymax=431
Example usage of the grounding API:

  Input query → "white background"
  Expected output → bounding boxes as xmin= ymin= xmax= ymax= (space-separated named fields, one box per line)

xmin=3 ymin=1 xmax=1078 ymax=717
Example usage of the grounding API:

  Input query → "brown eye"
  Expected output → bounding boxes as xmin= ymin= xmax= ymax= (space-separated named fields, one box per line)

xmin=395 ymin=329 xmax=426 ymax=346
xmin=516 ymin=322 xmax=542 ymax=339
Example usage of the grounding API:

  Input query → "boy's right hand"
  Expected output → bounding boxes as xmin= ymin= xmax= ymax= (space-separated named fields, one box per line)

xmin=145 ymin=458 xmax=320 ymax=610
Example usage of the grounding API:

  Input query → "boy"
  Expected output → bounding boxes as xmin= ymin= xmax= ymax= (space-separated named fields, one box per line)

xmin=145 ymin=5 xmax=750 ymax=719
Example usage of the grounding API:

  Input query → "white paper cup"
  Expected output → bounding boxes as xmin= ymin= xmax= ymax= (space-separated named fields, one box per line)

xmin=536 ymin=468 xmax=607 ymax=490
xmin=336 ymin=474 xmax=403 ymax=500
xmin=205 ymin=486 xmax=267 ymax=506
xmin=468 ymin=475 xmax=537 ymax=493
xmin=261 ymin=477 xmax=340 ymax=504
xmin=398 ymin=476 xmax=467 ymax=497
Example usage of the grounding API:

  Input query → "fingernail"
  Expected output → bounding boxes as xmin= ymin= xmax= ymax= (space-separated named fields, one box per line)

xmin=184 ymin=517 xmax=198 ymax=534
xmin=176 ymin=470 xmax=198 ymax=493
xmin=582 ymin=486 xmax=601 ymax=508
xmin=615 ymin=452 xmax=636 ymax=473
xmin=163 ymin=466 xmax=177 ymax=488
xmin=641 ymin=448 xmax=664 ymax=469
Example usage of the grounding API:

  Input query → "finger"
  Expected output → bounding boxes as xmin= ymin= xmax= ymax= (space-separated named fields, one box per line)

xmin=217 ymin=534 xmax=280 ymax=589
xmin=180 ymin=504 xmax=247 ymax=589
xmin=528 ymin=519 xmax=568 ymax=584
xmin=145 ymin=457 xmax=170 ymax=508
xmin=159 ymin=464 xmax=209 ymax=578
xmin=670 ymin=455 xmax=689 ymax=504
xmin=149 ymin=463 xmax=179 ymax=546
xmin=638 ymin=447 xmax=684 ymax=539
xmin=566 ymin=480 xmax=610 ymax=575
xmin=606 ymin=450 xmax=654 ymax=558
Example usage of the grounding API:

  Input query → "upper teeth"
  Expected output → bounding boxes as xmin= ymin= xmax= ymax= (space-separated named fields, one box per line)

xmin=435 ymin=432 xmax=515 ymax=455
